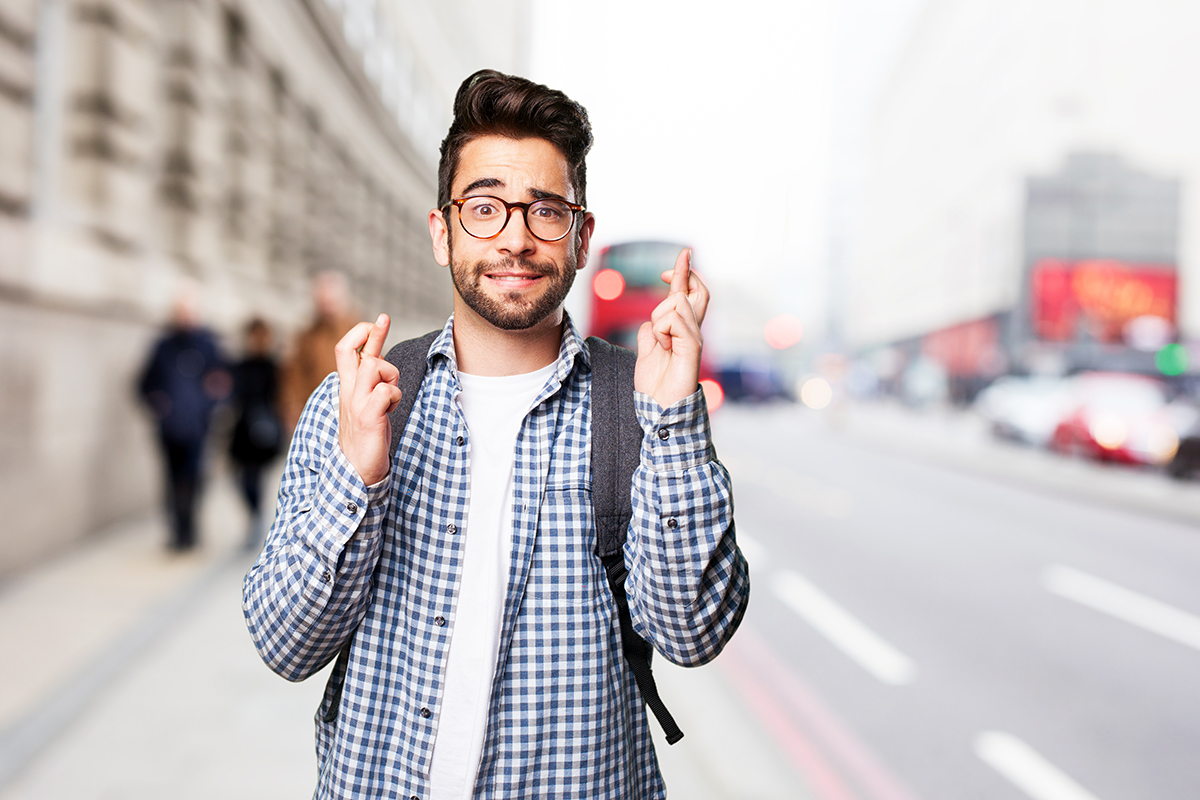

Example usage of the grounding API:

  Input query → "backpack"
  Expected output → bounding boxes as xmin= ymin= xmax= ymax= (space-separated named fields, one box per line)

xmin=319 ymin=331 xmax=683 ymax=745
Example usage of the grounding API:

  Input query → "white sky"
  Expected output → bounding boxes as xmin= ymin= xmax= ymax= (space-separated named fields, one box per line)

xmin=528 ymin=0 xmax=924 ymax=353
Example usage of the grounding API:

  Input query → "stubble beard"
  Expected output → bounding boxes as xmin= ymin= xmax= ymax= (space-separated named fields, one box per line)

xmin=447 ymin=233 xmax=577 ymax=331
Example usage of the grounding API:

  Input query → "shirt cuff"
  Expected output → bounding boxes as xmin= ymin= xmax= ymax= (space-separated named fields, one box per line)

xmin=634 ymin=388 xmax=715 ymax=472
xmin=293 ymin=444 xmax=391 ymax=562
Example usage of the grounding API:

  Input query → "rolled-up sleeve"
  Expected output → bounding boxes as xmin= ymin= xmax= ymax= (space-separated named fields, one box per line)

xmin=242 ymin=373 xmax=391 ymax=681
xmin=624 ymin=388 xmax=750 ymax=666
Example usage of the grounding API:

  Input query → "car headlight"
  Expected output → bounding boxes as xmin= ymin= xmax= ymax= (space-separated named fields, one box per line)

xmin=1088 ymin=413 xmax=1127 ymax=449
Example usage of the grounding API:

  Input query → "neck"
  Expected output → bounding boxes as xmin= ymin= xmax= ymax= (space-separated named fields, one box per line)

xmin=451 ymin=304 xmax=565 ymax=376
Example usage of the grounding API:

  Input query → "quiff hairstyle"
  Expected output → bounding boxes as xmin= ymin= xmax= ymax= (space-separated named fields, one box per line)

xmin=437 ymin=69 xmax=593 ymax=210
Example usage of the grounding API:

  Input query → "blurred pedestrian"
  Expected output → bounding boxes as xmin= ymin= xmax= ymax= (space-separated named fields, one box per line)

xmin=138 ymin=284 xmax=230 ymax=551
xmin=228 ymin=317 xmax=283 ymax=550
xmin=279 ymin=270 xmax=359 ymax=431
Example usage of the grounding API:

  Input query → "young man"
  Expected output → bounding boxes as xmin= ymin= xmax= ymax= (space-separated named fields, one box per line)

xmin=243 ymin=70 xmax=749 ymax=800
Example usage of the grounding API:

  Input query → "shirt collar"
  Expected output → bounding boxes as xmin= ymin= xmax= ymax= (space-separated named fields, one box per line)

xmin=427 ymin=312 xmax=591 ymax=385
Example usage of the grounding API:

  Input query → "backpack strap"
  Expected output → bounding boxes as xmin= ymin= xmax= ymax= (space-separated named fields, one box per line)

xmin=322 ymin=329 xmax=438 ymax=724
xmin=385 ymin=330 xmax=441 ymax=461
xmin=586 ymin=336 xmax=685 ymax=745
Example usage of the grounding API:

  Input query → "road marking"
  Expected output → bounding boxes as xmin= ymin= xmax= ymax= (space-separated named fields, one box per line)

xmin=1043 ymin=565 xmax=1200 ymax=652
xmin=723 ymin=628 xmax=922 ymax=800
xmin=976 ymin=731 xmax=1102 ymax=800
xmin=771 ymin=569 xmax=917 ymax=685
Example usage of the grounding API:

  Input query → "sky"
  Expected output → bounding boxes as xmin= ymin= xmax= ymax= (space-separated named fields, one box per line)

xmin=528 ymin=0 xmax=925 ymax=355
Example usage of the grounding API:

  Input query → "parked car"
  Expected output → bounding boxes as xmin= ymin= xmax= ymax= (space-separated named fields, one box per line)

xmin=974 ymin=375 xmax=1075 ymax=447
xmin=1049 ymin=372 xmax=1179 ymax=466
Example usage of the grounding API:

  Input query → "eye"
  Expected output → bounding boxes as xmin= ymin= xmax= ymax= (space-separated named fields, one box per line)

xmin=466 ymin=198 xmax=500 ymax=217
xmin=532 ymin=201 xmax=568 ymax=221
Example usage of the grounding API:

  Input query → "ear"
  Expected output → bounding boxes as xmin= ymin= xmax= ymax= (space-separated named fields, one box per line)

xmin=429 ymin=208 xmax=450 ymax=267
xmin=574 ymin=212 xmax=596 ymax=272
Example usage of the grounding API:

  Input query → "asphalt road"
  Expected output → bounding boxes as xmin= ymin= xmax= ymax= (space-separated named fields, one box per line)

xmin=710 ymin=403 xmax=1200 ymax=800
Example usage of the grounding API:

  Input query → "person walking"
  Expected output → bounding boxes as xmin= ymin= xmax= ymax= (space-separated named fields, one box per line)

xmin=138 ymin=285 xmax=229 ymax=551
xmin=279 ymin=270 xmax=359 ymax=433
xmin=228 ymin=317 xmax=283 ymax=550
xmin=243 ymin=69 xmax=749 ymax=799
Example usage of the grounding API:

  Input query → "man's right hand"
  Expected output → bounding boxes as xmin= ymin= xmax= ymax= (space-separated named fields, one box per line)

xmin=335 ymin=314 xmax=402 ymax=485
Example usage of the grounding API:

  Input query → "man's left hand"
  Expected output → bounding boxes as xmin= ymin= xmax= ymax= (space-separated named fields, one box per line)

xmin=634 ymin=248 xmax=710 ymax=410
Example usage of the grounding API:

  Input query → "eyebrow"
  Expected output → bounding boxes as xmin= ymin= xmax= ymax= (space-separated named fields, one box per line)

xmin=458 ymin=178 xmax=571 ymax=204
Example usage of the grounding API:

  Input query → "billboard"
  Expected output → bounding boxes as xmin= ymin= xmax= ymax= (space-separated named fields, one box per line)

xmin=1030 ymin=259 xmax=1176 ymax=343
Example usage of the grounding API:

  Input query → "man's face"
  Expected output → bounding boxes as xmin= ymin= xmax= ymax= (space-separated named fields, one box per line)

xmin=430 ymin=135 xmax=594 ymax=332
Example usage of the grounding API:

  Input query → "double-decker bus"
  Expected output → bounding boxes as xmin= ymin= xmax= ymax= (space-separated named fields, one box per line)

xmin=587 ymin=240 xmax=724 ymax=410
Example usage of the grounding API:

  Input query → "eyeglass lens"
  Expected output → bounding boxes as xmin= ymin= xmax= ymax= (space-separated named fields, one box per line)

xmin=458 ymin=196 xmax=574 ymax=241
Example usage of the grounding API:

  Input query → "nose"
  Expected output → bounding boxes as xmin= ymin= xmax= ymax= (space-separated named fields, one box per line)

xmin=494 ymin=206 xmax=537 ymax=256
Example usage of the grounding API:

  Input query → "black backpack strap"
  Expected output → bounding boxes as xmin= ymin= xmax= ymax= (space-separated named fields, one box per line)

xmin=587 ymin=336 xmax=684 ymax=745
xmin=322 ymin=329 xmax=438 ymax=725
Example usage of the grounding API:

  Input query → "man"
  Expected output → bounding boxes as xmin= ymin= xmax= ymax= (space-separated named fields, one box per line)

xmin=138 ymin=282 xmax=229 ymax=550
xmin=279 ymin=269 xmax=360 ymax=432
xmin=244 ymin=69 xmax=749 ymax=799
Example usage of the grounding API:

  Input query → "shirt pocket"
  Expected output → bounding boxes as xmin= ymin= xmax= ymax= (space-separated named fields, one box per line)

xmin=531 ymin=486 xmax=608 ymax=612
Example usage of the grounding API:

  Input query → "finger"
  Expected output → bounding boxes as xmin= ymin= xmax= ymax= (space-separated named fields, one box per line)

xmin=650 ymin=289 xmax=698 ymax=333
xmin=663 ymin=248 xmax=691 ymax=296
xmin=686 ymin=270 xmax=710 ymax=327
xmin=334 ymin=322 xmax=377 ymax=388
xmin=364 ymin=382 xmax=403 ymax=418
xmin=362 ymin=313 xmax=391 ymax=360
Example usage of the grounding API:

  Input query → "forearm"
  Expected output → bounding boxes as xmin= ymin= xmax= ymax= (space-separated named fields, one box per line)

xmin=625 ymin=390 xmax=750 ymax=666
xmin=242 ymin=375 xmax=389 ymax=680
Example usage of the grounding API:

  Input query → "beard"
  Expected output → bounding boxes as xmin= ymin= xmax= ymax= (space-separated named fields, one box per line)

xmin=448 ymin=234 xmax=578 ymax=331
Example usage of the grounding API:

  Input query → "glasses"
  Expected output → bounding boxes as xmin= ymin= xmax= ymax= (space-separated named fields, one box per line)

xmin=443 ymin=195 xmax=584 ymax=242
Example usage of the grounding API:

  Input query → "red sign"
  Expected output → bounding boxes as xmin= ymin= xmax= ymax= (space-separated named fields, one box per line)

xmin=1031 ymin=259 xmax=1176 ymax=342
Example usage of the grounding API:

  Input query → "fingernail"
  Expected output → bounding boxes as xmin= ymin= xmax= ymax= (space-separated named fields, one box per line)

xmin=377 ymin=313 xmax=386 ymax=325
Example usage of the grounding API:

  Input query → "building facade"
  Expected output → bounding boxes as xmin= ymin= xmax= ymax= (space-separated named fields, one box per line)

xmin=0 ymin=0 xmax=528 ymax=573
xmin=843 ymin=0 xmax=1200 ymax=388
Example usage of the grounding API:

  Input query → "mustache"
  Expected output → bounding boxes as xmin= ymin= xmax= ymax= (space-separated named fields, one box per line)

xmin=473 ymin=257 xmax=557 ymax=277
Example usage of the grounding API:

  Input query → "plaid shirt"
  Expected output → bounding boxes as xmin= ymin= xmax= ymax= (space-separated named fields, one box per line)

xmin=243 ymin=316 xmax=749 ymax=799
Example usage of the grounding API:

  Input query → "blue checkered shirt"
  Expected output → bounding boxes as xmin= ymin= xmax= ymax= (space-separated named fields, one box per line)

xmin=243 ymin=315 xmax=749 ymax=799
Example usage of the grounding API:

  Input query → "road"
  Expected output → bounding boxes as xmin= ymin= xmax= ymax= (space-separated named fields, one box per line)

xmin=3 ymin=401 xmax=1199 ymax=799
xmin=706 ymin=403 xmax=1200 ymax=800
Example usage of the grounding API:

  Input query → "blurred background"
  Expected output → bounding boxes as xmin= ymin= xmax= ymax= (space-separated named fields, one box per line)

xmin=3 ymin=0 xmax=1200 ymax=798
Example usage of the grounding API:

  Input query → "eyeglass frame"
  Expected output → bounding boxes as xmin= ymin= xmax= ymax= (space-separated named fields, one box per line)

xmin=441 ymin=195 xmax=586 ymax=243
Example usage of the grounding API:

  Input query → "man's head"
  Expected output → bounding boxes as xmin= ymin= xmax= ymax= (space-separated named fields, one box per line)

xmin=437 ymin=70 xmax=592 ymax=210
xmin=430 ymin=71 xmax=596 ymax=333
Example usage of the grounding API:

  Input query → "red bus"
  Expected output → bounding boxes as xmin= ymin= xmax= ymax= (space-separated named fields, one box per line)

xmin=587 ymin=240 xmax=723 ymax=410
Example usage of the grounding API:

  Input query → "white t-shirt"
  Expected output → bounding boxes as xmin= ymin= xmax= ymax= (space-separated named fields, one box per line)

xmin=427 ymin=362 xmax=555 ymax=800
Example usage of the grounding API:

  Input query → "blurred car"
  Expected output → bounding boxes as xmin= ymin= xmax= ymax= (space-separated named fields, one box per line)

xmin=1049 ymin=372 xmax=1179 ymax=466
xmin=974 ymin=375 xmax=1075 ymax=447
xmin=715 ymin=363 xmax=792 ymax=403
xmin=1166 ymin=401 xmax=1200 ymax=479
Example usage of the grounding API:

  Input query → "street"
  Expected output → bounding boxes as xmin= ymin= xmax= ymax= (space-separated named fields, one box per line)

xmin=710 ymin=403 xmax=1200 ymax=800
xmin=3 ymin=402 xmax=1200 ymax=799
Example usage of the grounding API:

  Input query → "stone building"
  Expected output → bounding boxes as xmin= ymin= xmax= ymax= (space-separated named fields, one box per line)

xmin=0 ymin=0 xmax=529 ymax=573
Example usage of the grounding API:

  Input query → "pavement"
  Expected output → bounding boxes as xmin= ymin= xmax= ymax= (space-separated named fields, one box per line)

xmin=0 ymin=458 xmax=808 ymax=800
xmin=3 ymin=399 xmax=1197 ymax=799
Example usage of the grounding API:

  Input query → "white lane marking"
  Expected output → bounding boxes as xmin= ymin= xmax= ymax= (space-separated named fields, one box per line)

xmin=770 ymin=569 xmax=917 ymax=685
xmin=1044 ymin=565 xmax=1200 ymax=652
xmin=976 ymin=731 xmax=1102 ymax=800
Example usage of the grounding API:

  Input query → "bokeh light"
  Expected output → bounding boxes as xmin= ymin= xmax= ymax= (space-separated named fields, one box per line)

xmin=764 ymin=314 xmax=804 ymax=350
xmin=1155 ymin=342 xmax=1188 ymax=376
xmin=593 ymin=269 xmax=625 ymax=301
xmin=700 ymin=378 xmax=725 ymax=412
xmin=799 ymin=377 xmax=832 ymax=410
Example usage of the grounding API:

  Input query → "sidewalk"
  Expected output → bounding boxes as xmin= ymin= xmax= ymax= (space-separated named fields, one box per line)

xmin=0 ymin=461 xmax=812 ymax=799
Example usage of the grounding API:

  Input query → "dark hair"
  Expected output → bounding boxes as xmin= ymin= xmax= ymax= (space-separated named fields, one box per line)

xmin=437 ymin=69 xmax=593 ymax=209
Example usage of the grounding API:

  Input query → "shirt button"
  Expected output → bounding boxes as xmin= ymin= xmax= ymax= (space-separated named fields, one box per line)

xmin=420 ymin=707 xmax=432 ymax=718
xmin=347 ymin=502 xmax=358 ymax=514
xmin=434 ymin=616 xmax=446 ymax=626
xmin=322 ymin=570 xmax=332 ymax=583
xmin=666 ymin=518 xmax=678 ymax=529
xmin=456 ymin=435 xmax=465 ymax=445
xmin=446 ymin=523 xmax=457 ymax=535
xmin=658 ymin=428 xmax=670 ymax=440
